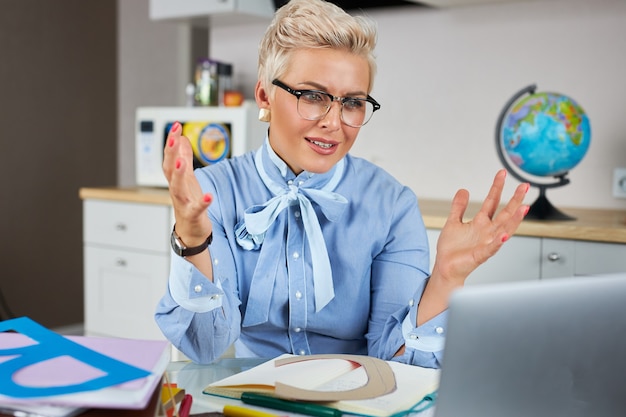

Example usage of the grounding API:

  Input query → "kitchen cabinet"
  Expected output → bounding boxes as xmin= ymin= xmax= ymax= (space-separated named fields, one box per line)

xmin=421 ymin=198 xmax=626 ymax=285
xmin=149 ymin=0 xmax=275 ymax=26
xmin=426 ymin=232 xmax=626 ymax=285
xmin=83 ymin=197 xmax=173 ymax=340
xmin=542 ymin=238 xmax=626 ymax=279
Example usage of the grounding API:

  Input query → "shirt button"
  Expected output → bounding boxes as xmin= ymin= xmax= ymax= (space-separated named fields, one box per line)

xmin=210 ymin=294 xmax=219 ymax=300
xmin=294 ymin=211 xmax=301 ymax=218
xmin=298 ymin=180 xmax=304 ymax=186
xmin=294 ymin=327 xmax=302 ymax=332
xmin=194 ymin=285 xmax=202 ymax=293
xmin=409 ymin=334 xmax=419 ymax=340
xmin=287 ymin=180 xmax=294 ymax=185
xmin=213 ymin=258 xmax=219 ymax=265
xmin=408 ymin=299 xmax=414 ymax=307
xmin=295 ymin=291 xmax=302 ymax=299
xmin=435 ymin=327 xmax=444 ymax=334
xmin=298 ymin=349 xmax=306 ymax=355
xmin=292 ymin=252 xmax=300 ymax=259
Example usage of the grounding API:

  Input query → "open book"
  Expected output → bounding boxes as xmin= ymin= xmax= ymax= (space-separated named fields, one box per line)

xmin=203 ymin=354 xmax=440 ymax=417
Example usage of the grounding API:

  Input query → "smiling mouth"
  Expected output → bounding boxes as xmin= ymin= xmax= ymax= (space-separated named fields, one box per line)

xmin=306 ymin=138 xmax=335 ymax=149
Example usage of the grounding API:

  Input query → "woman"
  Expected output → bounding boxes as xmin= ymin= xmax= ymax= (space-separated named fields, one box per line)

xmin=155 ymin=0 xmax=528 ymax=368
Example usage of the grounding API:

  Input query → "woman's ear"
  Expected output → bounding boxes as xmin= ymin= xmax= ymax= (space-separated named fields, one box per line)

xmin=255 ymin=80 xmax=272 ymax=122
xmin=255 ymin=80 xmax=270 ymax=109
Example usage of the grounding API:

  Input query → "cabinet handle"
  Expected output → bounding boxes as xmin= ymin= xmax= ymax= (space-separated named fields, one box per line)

xmin=116 ymin=258 xmax=127 ymax=267
xmin=115 ymin=223 xmax=127 ymax=231
xmin=547 ymin=252 xmax=561 ymax=262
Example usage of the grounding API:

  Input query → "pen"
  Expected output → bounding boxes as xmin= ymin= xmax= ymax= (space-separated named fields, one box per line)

xmin=241 ymin=392 xmax=342 ymax=417
xmin=224 ymin=404 xmax=282 ymax=417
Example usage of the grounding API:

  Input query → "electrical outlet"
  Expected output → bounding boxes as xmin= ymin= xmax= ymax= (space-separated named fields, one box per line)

xmin=613 ymin=168 xmax=626 ymax=199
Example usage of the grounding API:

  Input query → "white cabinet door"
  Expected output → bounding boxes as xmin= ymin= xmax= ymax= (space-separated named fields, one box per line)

xmin=469 ymin=236 xmax=541 ymax=285
xmin=427 ymin=229 xmax=541 ymax=285
xmin=84 ymin=246 xmax=169 ymax=340
xmin=575 ymin=241 xmax=626 ymax=276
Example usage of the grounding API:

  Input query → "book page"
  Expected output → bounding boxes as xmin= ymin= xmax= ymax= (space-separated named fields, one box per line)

xmin=206 ymin=354 xmax=359 ymax=392
xmin=326 ymin=362 xmax=440 ymax=417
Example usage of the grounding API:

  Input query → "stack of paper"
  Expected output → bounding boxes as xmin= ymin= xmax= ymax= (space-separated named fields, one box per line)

xmin=0 ymin=317 xmax=170 ymax=417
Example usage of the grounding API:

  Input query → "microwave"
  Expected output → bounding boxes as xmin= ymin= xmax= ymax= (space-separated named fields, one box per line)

xmin=136 ymin=100 xmax=265 ymax=187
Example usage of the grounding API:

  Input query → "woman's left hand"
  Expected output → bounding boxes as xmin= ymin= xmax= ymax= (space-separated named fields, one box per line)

xmin=433 ymin=169 xmax=529 ymax=286
xmin=416 ymin=169 xmax=529 ymax=325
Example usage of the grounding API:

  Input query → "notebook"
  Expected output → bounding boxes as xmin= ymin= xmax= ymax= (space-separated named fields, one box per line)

xmin=203 ymin=353 xmax=440 ymax=417
xmin=434 ymin=273 xmax=626 ymax=417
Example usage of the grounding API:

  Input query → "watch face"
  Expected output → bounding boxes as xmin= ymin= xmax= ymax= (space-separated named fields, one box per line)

xmin=171 ymin=230 xmax=185 ymax=255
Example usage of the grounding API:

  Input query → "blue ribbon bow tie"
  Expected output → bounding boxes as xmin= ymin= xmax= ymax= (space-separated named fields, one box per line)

xmin=237 ymin=145 xmax=347 ymax=326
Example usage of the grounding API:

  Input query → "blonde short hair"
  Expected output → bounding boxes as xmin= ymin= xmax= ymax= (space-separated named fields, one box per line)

xmin=258 ymin=0 xmax=378 ymax=94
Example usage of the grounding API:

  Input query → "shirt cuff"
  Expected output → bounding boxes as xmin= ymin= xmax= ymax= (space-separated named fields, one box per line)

xmin=168 ymin=250 xmax=224 ymax=313
xmin=402 ymin=307 xmax=448 ymax=352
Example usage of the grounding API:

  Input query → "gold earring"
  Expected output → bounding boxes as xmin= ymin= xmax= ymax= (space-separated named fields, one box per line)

xmin=258 ymin=108 xmax=271 ymax=122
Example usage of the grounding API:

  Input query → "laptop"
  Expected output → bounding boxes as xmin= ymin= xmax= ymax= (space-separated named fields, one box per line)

xmin=434 ymin=273 xmax=626 ymax=417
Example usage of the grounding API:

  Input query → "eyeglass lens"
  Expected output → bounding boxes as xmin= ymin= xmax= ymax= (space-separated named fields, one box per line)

xmin=297 ymin=92 xmax=375 ymax=127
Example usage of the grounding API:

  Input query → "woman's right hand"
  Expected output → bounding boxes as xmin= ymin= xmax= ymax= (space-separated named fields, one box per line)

xmin=163 ymin=122 xmax=213 ymax=250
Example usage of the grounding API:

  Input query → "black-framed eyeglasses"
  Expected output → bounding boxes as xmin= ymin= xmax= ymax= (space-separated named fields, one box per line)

xmin=272 ymin=79 xmax=381 ymax=128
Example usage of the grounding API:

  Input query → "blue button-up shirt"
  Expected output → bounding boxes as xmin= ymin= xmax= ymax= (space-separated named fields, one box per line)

xmin=155 ymin=141 xmax=447 ymax=367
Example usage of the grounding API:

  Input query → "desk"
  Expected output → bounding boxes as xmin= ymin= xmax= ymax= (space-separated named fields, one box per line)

xmin=166 ymin=358 xmax=266 ymax=414
xmin=165 ymin=358 xmax=435 ymax=417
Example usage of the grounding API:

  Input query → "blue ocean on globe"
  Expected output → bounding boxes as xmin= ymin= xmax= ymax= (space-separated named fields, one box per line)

xmin=501 ymin=92 xmax=591 ymax=177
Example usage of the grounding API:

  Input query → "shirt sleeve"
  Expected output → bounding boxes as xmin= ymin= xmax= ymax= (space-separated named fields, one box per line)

xmin=154 ymin=248 xmax=242 ymax=364
xmin=381 ymin=277 xmax=447 ymax=369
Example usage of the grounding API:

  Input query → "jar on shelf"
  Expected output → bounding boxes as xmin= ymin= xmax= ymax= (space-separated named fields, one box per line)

xmin=194 ymin=58 xmax=218 ymax=106
xmin=217 ymin=62 xmax=233 ymax=106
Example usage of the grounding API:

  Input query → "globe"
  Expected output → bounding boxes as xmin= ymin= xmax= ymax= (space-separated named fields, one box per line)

xmin=496 ymin=85 xmax=591 ymax=220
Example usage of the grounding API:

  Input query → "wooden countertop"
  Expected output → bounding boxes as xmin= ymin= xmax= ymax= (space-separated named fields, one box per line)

xmin=79 ymin=187 xmax=626 ymax=244
xmin=79 ymin=186 xmax=172 ymax=205
xmin=418 ymin=199 xmax=626 ymax=244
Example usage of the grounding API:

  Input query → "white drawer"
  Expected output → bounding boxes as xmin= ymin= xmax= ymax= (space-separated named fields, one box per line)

xmin=84 ymin=200 xmax=170 ymax=252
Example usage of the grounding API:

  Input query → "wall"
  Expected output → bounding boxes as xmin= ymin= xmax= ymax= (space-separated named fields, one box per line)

xmin=118 ymin=0 xmax=626 ymax=210
xmin=117 ymin=0 xmax=192 ymax=187
xmin=0 ymin=0 xmax=117 ymax=328
xmin=206 ymin=0 xmax=626 ymax=210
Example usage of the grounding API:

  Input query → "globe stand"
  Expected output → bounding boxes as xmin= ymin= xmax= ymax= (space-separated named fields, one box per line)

xmin=495 ymin=84 xmax=577 ymax=222
xmin=526 ymin=184 xmax=576 ymax=221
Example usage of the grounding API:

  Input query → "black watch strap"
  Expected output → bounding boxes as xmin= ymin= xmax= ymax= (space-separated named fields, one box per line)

xmin=170 ymin=225 xmax=212 ymax=257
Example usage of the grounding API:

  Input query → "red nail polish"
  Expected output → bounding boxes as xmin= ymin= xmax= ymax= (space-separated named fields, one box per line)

xmin=175 ymin=159 xmax=181 ymax=169
xmin=168 ymin=138 xmax=175 ymax=147
xmin=501 ymin=234 xmax=510 ymax=243
xmin=170 ymin=122 xmax=180 ymax=133
xmin=203 ymin=194 xmax=212 ymax=203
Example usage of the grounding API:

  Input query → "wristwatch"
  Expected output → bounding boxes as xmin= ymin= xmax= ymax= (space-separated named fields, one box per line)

xmin=170 ymin=224 xmax=212 ymax=257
